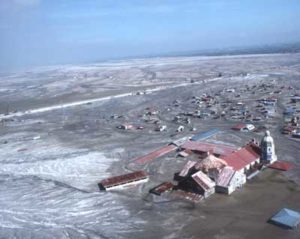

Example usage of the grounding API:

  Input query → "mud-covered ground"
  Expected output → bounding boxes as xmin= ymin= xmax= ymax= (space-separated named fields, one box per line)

xmin=0 ymin=53 xmax=300 ymax=239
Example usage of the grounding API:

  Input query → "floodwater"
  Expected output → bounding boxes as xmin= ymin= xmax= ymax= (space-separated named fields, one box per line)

xmin=0 ymin=132 xmax=144 ymax=239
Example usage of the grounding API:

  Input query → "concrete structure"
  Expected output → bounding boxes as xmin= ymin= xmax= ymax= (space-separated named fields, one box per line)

xmin=260 ymin=131 xmax=277 ymax=164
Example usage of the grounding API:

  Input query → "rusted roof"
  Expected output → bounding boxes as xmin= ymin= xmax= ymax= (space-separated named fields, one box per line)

xmin=134 ymin=144 xmax=177 ymax=164
xmin=222 ymin=143 xmax=260 ymax=171
xmin=216 ymin=166 xmax=235 ymax=187
xmin=179 ymin=160 xmax=196 ymax=177
xmin=231 ymin=123 xmax=246 ymax=130
xmin=181 ymin=141 xmax=236 ymax=156
xmin=268 ymin=161 xmax=295 ymax=171
xmin=149 ymin=182 xmax=174 ymax=195
xmin=191 ymin=171 xmax=215 ymax=191
xmin=99 ymin=171 xmax=148 ymax=188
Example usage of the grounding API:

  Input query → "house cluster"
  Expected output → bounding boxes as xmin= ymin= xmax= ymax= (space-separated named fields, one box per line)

xmin=281 ymin=94 xmax=300 ymax=138
xmin=110 ymin=80 xmax=296 ymax=137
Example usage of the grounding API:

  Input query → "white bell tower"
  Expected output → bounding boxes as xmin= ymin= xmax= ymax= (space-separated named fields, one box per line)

xmin=260 ymin=130 xmax=277 ymax=164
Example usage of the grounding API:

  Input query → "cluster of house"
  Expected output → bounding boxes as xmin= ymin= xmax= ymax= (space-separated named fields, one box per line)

xmin=281 ymin=94 xmax=300 ymax=138
xmin=98 ymin=130 xmax=278 ymax=202
xmin=111 ymin=81 xmax=295 ymax=137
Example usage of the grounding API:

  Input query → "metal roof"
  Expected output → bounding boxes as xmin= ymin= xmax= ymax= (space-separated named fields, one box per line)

xmin=268 ymin=161 xmax=295 ymax=171
xmin=216 ymin=166 xmax=235 ymax=187
xmin=149 ymin=182 xmax=174 ymax=195
xmin=269 ymin=208 xmax=300 ymax=229
xmin=99 ymin=171 xmax=148 ymax=188
xmin=232 ymin=123 xmax=247 ymax=130
xmin=191 ymin=171 xmax=215 ymax=191
xmin=222 ymin=143 xmax=261 ymax=171
xmin=134 ymin=144 xmax=177 ymax=164
xmin=181 ymin=141 xmax=236 ymax=156
xmin=179 ymin=160 xmax=196 ymax=177
xmin=191 ymin=128 xmax=221 ymax=141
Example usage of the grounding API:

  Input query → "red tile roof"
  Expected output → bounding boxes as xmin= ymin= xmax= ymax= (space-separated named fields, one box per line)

xmin=222 ymin=143 xmax=261 ymax=171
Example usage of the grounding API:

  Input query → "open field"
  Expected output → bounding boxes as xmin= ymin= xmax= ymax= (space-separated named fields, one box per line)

xmin=0 ymin=53 xmax=300 ymax=239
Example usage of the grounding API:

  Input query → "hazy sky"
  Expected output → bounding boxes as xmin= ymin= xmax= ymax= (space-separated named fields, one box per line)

xmin=0 ymin=0 xmax=300 ymax=70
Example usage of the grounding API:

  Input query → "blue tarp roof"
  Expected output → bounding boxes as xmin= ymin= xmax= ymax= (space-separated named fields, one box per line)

xmin=191 ymin=128 xmax=221 ymax=141
xmin=270 ymin=208 xmax=300 ymax=229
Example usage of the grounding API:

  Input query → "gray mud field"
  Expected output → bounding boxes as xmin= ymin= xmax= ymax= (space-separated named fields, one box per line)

xmin=0 ymin=53 xmax=300 ymax=239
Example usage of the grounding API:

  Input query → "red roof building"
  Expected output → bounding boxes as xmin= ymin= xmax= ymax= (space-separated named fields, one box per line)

xmin=98 ymin=171 xmax=149 ymax=191
xmin=221 ymin=143 xmax=261 ymax=173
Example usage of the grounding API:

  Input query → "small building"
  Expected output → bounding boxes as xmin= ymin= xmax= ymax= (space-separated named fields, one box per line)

xmin=292 ymin=131 xmax=300 ymax=139
xmin=291 ymin=96 xmax=300 ymax=103
xmin=98 ymin=171 xmax=149 ymax=191
xmin=117 ymin=124 xmax=134 ymax=130
xmin=226 ymin=88 xmax=235 ymax=93
xmin=269 ymin=208 xmax=300 ymax=229
xmin=175 ymin=168 xmax=215 ymax=198
xmin=191 ymin=171 xmax=216 ymax=198
xmin=281 ymin=126 xmax=297 ymax=135
xmin=216 ymin=166 xmax=246 ymax=195
xmin=174 ymin=160 xmax=197 ymax=181
xmin=232 ymin=123 xmax=255 ymax=132
xmin=155 ymin=125 xmax=167 ymax=132
xmin=283 ymin=107 xmax=295 ymax=116
xmin=177 ymin=125 xmax=184 ymax=132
